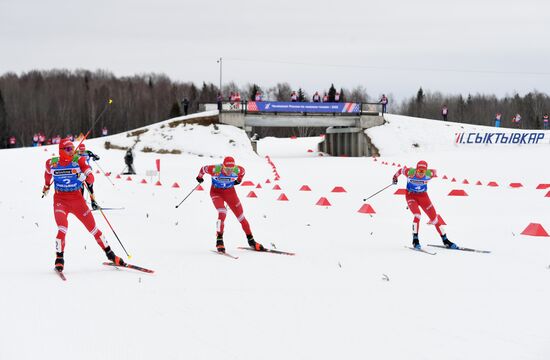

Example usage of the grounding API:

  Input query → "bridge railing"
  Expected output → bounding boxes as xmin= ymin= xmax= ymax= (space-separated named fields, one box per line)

xmin=200 ymin=101 xmax=385 ymax=115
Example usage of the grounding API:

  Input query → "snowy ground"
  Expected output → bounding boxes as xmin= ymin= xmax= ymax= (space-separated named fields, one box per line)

xmin=1 ymin=113 xmax=550 ymax=360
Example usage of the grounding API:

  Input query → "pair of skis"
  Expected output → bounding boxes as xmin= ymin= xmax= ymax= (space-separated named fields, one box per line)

xmin=55 ymin=261 xmax=154 ymax=281
xmin=212 ymin=246 xmax=296 ymax=259
xmin=407 ymin=244 xmax=491 ymax=255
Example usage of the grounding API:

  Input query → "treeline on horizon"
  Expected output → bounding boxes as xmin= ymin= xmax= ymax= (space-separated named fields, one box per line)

xmin=0 ymin=69 xmax=549 ymax=147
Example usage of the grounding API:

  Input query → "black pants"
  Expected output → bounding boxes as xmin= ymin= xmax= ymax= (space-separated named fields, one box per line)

xmin=81 ymin=183 xmax=94 ymax=196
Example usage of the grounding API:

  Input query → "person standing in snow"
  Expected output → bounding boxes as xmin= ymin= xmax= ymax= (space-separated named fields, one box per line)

xmin=42 ymin=138 xmax=126 ymax=272
xmin=441 ymin=105 xmax=448 ymax=121
xmin=379 ymin=94 xmax=388 ymax=114
xmin=77 ymin=143 xmax=100 ymax=210
xmin=392 ymin=160 xmax=457 ymax=250
xmin=494 ymin=112 xmax=502 ymax=128
xmin=196 ymin=156 xmax=265 ymax=253
xmin=123 ymin=149 xmax=136 ymax=174
xmin=543 ymin=113 xmax=549 ymax=129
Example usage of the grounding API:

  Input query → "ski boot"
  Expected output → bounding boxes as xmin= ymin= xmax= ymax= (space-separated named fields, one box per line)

xmin=55 ymin=252 xmax=64 ymax=272
xmin=105 ymin=246 xmax=126 ymax=266
xmin=247 ymin=234 xmax=265 ymax=251
xmin=441 ymin=234 xmax=458 ymax=249
xmin=412 ymin=234 xmax=421 ymax=250
xmin=91 ymin=200 xmax=99 ymax=210
xmin=216 ymin=234 xmax=225 ymax=253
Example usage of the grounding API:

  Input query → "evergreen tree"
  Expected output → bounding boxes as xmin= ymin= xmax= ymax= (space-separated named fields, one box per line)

xmin=248 ymin=84 xmax=260 ymax=101
xmin=0 ymin=89 xmax=7 ymax=148
xmin=339 ymin=88 xmax=345 ymax=102
xmin=298 ymin=88 xmax=306 ymax=102
xmin=415 ymin=87 xmax=424 ymax=117
xmin=169 ymin=101 xmax=182 ymax=118
xmin=328 ymin=84 xmax=336 ymax=102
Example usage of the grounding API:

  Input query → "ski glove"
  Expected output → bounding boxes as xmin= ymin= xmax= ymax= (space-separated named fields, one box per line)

xmin=196 ymin=176 xmax=204 ymax=184
xmin=92 ymin=155 xmax=100 ymax=161
xmin=234 ymin=179 xmax=241 ymax=185
xmin=42 ymin=185 xmax=50 ymax=197
xmin=78 ymin=173 xmax=88 ymax=182
xmin=392 ymin=176 xmax=398 ymax=185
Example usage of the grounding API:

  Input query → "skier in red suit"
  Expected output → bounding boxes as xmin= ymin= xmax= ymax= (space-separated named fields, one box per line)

xmin=393 ymin=160 xmax=457 ymax=250
xmin=196 ymin=156 xmax=264 ymax=253
xmin=42 ymin=138 xmax=125 ymax=271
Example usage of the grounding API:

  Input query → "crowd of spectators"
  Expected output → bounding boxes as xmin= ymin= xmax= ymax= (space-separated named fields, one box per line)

xmin=1 ymin=126 xmax=110 ymax=149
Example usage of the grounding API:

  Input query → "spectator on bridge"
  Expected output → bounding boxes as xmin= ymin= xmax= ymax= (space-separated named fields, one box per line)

xmin=290 ymin=91 xmax=298 ymax=102
xmin=494 ymin=112 xmax=502 ymax=128
xmin=441 ymin=105 xmax=448 ymax=121
xmin=234 ymin=92 xmax=241 ymax=109
xmin=335 ymin=92 xmax=341 ymax=102
xmin=216 ymin=92 xmax=223 ymax=111
xmin=379 ymin=94 xmax=389 ymax=114
xmin=32 ymin=133 xmax=39 ymax=147
xmin=8 ymin=135 xmax=16 ymax=148
xmin=322 ymin=92 xmax=329 ymax=102
xmin=543 ymin=113 xmax=549 ymax=129
xmin=312 ymin=91 xmax=321 ymax=102
xmin=254 ymin=91 xmax=263 ymax=102
xmin=102 ymin=126 xmax=109 ymax=136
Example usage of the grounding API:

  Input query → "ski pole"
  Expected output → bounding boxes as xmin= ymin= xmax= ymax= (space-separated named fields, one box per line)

xmin=85 ymin=184 xmax=131 ymax=259
xmin=175 ymin=183 xmax=200 ymax=208
xmin=363 ymin=183 xmax=394 ymax=202
xmin=93 ymin=159 xmax=115 ymax=186
xmin=75 ymin=99 xmax=113 ymax=150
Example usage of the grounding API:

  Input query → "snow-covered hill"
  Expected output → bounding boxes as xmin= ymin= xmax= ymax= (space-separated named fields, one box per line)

xmin=1 ymin=112 xmax=549 ymax=360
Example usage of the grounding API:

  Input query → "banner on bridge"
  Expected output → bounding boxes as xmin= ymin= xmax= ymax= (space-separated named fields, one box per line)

xmin=247 ymin=101 xmax=360 ymax=113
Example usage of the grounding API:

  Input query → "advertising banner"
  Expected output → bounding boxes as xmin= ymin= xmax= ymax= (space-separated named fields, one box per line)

xmin=247 ymin=101 xmax=360 ymax=113
xmin=455 ymin=132 xmax=546 ymax=144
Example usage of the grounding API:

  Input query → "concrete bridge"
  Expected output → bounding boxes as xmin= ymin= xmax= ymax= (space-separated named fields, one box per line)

xmin=218 ymin=110 xmax=385 ymax=157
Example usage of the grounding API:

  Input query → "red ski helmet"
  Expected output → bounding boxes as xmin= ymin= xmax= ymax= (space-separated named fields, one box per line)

xmin=78 ymin=142 xmax=86 ymax=152
xmin=59 ymin=138 xmax=75 ymax=161
xmin=416 ymin=160 xmax=428 ymax=170
xmin=223 ymin=156 xmax=235 ymax=168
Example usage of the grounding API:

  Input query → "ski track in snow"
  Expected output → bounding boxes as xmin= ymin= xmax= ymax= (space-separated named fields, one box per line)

xmin=1 ymin=113 xmax=550 ymax=360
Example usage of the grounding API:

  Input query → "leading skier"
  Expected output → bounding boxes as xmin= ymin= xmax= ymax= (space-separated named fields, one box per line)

xmin=196 ymin=156 xmax=264 ymax=253
xmin=42 ymin=138 xmax=126 ymax=272
xmin=393 ymin=160 xmax=458 ymax=250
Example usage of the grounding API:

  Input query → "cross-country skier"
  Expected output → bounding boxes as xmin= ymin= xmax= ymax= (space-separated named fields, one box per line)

xmin=42 ymin=138 xmax=125 ymax=272
xmin=196 ymin=156 xmax=265 ymax=253
xmin=392 ymin=160 xmax=457 ymax=250
xmin=77 ymin=143 xmax=100 ymax=210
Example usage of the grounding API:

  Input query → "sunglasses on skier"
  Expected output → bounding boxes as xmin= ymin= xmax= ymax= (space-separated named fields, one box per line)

xmin=63 ymin=146 xmax=74 ymax=152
